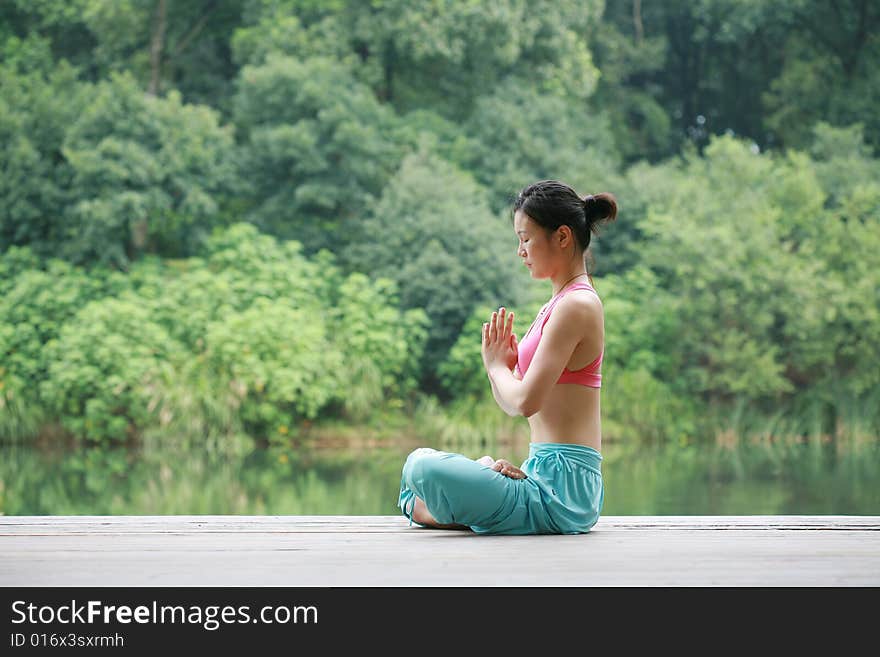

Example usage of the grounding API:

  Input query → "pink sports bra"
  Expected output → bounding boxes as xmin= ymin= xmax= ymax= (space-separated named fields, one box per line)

xmin=513 ymin=282 xmax=603 ymax=388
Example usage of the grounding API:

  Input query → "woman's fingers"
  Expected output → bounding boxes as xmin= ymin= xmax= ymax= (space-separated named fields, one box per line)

xmin=501 ymin=467 xmax=526 ymax=479
xmin=485 ymin=308 xmax=515 ymax=346
xmin=493 ymin=308 xmax=514 ymax=340
xmin=492 ymin=459 xmax=527 ymax=479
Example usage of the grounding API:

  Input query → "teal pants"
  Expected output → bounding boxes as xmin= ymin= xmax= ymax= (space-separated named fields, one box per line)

xmin=398 ymin=442 xmax=604 ymax=535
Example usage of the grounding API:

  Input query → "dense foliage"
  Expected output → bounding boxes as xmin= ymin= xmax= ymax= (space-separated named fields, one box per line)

xmin=1 ymin=0 xmax=878 ymax=443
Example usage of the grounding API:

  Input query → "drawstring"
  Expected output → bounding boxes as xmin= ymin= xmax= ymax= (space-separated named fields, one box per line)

xmin=529 ymin=444 xmax=602 ymax=476
xmin=551 ymin=452 xmax=574 ymax=474
xmin=531 ymin=448 xmax=574 ymax=474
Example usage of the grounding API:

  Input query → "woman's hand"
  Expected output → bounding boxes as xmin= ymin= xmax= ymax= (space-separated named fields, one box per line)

xmin=481 ymin=307 xmax=518 ymax=373
xmin=491 ymin=458 xmax=527 ymax=480
xmin=477 ymin=455 xmax=527 ymax=479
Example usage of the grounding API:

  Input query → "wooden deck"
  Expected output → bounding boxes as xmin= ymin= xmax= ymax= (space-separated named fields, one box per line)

xmin=1 ymin=515 xmax=877 ymax=586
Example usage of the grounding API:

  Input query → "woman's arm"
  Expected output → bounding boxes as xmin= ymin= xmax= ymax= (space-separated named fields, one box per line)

xmin=487 ymin=365 xmax=528 ymax=416
xmin=488 ymin=370 xmax=521 ymax=417
xmin=484 ymin=298 xmax=597 ymax=417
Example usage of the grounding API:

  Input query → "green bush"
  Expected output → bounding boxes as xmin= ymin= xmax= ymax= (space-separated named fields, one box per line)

xmin=0 ymin=249 xmax=130 ymax=439
xmin=39 ymin=295 xmax=181 ymax=442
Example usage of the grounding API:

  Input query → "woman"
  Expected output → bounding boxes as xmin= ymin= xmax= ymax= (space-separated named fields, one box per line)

xmin=398 ymin=179 xmax=617 ymax=534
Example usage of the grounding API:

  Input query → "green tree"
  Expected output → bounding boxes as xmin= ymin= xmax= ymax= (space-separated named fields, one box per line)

xmin=764 ymin=0 xmax=880 ymax=151
xmin=231 ymin=2 xmax=347 ymax=68
xmin=327 ymin=272 xmax=428 ymax=421
xmin=593 ymin=0 xmax=879 ymax=157
xmin=343 ymin=147 xmax=521 ymax=393
xmin=797 ymin=124 xmax=880 ymax=402
xmin=589 ymin=0 xmax=674 ymax=163
xmin=234 ymin=0 xmax=602 ymax=122
xmin=0 ymin=249 xmax=130 ymax=438
xmin=233 ymin=54 xmax=404 ymax=254
xmin=38 ymin=295 xmax=181 ymax=442
xmin=81 ymin=0 xmax=244 ymax=106
xmin=463 ymin=76 xmax=620 ymax=215
xmin=628 ymin=136 xmax=818 ymax=401
xmin=808 ymin=122 xmax=879 ymax=201
xmin=134 ymin=223 xmax=428 ymax=437
xmin=0 ymin=57 xmax=87 ymax=256
xmin=1 ymin=1 xmax=97 ymax=73
xmin=62 ymin=71 xmax=237 ymax=267
xmin=2 ymin=0 xmax=244 ymax=106
xmin=615 ymin=132 xmax=880 ymax=415
xmin=201 ymin=296 xmax=341 ymax=437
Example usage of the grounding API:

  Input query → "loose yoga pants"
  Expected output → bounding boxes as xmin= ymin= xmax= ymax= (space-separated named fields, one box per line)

xmin=397 ymin=442 xmax=604 ymax=535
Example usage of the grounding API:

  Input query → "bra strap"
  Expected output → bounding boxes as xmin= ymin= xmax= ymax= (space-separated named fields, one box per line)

xmin=539 ymin=283 xmax=598 ymax=330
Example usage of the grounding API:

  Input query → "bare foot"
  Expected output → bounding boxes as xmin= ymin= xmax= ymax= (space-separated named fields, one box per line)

xmin=411 ymin=497 xmax=469 ymax=530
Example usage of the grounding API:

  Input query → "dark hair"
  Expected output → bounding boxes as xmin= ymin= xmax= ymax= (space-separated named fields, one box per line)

xmin=512 ymin=180 xmax=617 ymax=254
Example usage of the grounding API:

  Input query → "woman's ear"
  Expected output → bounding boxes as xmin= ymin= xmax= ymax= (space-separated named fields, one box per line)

xmin=556 ymin=225 xmax=573 ymax=248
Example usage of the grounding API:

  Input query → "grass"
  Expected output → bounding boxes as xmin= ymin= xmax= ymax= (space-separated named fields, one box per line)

xmin=1 ymin=375 xmax=877 ymax=450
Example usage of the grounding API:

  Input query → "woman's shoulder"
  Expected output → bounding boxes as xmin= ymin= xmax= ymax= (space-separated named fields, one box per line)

xmin=549 ymin=288 xmax=603 ymax=327
xmin=560 ymin=286 xmax=603 ymax=311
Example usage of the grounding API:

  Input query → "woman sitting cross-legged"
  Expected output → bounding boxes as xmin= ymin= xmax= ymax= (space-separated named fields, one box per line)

xmin=398 ymin=179 xmax=617 ymax=535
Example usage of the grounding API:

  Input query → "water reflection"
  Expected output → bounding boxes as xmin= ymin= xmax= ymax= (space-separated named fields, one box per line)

xmin=1 ymin=437 xmax=877 ymax=516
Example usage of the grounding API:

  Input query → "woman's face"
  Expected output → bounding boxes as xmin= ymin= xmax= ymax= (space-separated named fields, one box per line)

xmin=514 ymin=209 xmax=555 ymax=279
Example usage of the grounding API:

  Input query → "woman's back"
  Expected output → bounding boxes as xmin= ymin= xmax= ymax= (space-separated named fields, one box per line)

xmin=514 ymin=284 xmax=604 ymax=450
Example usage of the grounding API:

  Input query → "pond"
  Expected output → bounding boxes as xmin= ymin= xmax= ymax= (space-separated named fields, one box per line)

xmin=1 ymin=435 xmax=878 ymax=516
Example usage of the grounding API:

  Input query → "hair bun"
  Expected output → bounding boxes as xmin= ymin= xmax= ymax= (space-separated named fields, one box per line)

xmin=583 ymin=192 xmax=618 ymax=227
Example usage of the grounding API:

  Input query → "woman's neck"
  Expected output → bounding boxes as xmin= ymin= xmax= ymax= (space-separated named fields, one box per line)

xmin=551 ymin=271 xmax=588 ymax=297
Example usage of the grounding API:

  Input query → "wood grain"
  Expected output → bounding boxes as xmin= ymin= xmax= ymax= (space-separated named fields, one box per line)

xmin=1 ymin=515 xmax=877 ymax=586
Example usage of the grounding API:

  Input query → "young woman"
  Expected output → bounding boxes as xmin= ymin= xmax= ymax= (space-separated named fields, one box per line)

xmin=398 ymin=180 xmax=617 ymax=534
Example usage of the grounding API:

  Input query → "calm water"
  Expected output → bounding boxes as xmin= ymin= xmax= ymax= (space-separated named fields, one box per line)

xmin=1 ymin=437 xmax=878 ymax=516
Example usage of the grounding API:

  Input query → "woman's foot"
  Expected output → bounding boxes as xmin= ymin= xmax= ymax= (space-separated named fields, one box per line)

xmin=411 ymin=497 xmax=469 ymax=530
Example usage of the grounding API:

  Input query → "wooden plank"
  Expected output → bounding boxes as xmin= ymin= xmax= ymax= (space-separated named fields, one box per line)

xmin=0 ymin=515 xmax=877 ymax=534
xmin=1 ymin=516 xmax=877 ymax=586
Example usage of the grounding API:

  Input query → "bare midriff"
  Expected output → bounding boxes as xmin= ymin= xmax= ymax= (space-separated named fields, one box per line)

xmin=513 ymin=367 xmax=601 ymax=451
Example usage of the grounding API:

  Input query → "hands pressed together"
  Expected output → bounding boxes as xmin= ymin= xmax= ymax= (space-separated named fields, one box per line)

xmin=478 ymin=307 xmax=527 ymax=479
xmin=481 ymin=306 xmax=518 ymax=374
